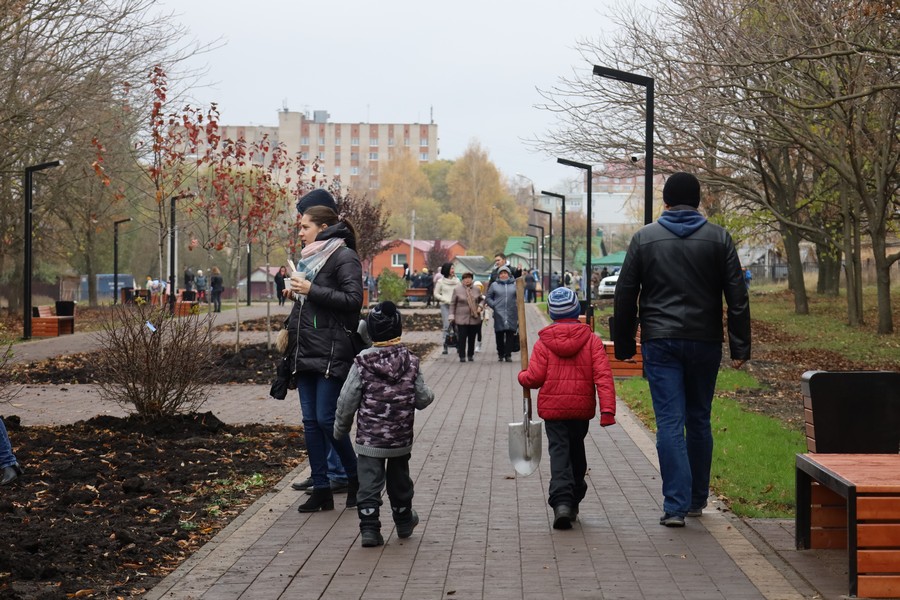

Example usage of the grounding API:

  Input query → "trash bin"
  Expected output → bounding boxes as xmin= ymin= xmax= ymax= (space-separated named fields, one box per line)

xmin=181 ymin=290 xmax=197 ymax=302
xmin=122 ymin=287 xmax=135 ymax=304
xmin=55 ymin=300 xmax=75 ymax=317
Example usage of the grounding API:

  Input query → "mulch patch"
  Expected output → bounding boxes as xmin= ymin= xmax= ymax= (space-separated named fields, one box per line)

xmin=213 ymin=311 xmax=443 ymax=333
xmin=0 ymin=412 xmax=304 ymax=599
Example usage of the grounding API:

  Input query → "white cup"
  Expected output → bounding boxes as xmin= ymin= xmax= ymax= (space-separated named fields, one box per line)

xmin=291 ymin=271 xmax=307 ymax=295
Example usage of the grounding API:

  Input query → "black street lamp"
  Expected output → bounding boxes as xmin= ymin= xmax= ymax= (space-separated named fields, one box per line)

xmin=246 ymin=243 xmax=252 ymax=306
xmin=541 ymin=191 xmax=566 ymax=279
xmin=557 ymin=158 xmax=594 ymax=328
xmin=533 ymin=208 xmax=553 ymax=290
xmin=593 ymin=65 xmax=654 ymax=225
xmin=528 ymin=223 xmax=545 ymax=301
xmin=23 ymin=160 xmax=62 ymax=339
xmin=113 ymin=218 xmax=132 ymax=305
xmin=169 ymin=192 xmax=193 ymax=314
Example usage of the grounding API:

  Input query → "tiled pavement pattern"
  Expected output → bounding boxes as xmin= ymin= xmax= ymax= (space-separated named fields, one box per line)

xmin=5 ymin=303 xmax=847 ymax=599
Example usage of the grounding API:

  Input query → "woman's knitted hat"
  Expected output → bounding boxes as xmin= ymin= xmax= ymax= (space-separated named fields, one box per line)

xmin=296 ymin=188 xmax=338 ymax=214
xmin=548 ymin=287 xmax=581 ymax=320
xmin=366 ymin=301 xmax=402 ymax=342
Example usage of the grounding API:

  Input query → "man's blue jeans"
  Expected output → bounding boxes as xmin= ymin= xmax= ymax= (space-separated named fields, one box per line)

xmin=297 ymin=373 xmax=357 ymax=489
xmin=641 ymin=339 xmax=721 ymax=517
xmin=0 ymin=417 xmax=17 ymax=468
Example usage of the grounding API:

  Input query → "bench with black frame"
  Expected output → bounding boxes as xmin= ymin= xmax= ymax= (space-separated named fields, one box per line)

xmin=403 ymin=287 xmax=428 ymax=305
xmin=795 ymin=370 xmax=900 ymax=599
xmin=31 ymin=302 xmax=75 ymax=337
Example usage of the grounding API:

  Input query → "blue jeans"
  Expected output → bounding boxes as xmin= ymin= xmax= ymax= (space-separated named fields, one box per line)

xmin=0 ymin=418 xmax=17 ymax=468
xmin=297 ymin=372 xmax=357 ymax=489
xmin=641 ymin=339 xmax=722 ymax=517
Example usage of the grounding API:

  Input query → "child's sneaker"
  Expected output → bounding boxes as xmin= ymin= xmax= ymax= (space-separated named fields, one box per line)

xmin=393 ymin=506 xmax=419 ymax=539
xmin=359 ymin=507 xmax=383 ymax=547
xmin=361 ymin=529 xmax=384 ymax=547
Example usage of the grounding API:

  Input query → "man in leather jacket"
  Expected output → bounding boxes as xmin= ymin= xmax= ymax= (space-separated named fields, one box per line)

xmin=612 ymin=172 xmax=750 ymax=528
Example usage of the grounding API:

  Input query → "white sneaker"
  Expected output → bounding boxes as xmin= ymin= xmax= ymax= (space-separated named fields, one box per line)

xmin=474 ymin=342 xmax=481 ymax=353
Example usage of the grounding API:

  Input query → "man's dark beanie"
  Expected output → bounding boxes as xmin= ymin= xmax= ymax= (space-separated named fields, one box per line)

xmin=663 ymin=172 xmax=701 ymax=208
xmin=367 ymin=301 xmax=402 ymax=342
xmin=296 ymin=188 xmax=338 ymax=214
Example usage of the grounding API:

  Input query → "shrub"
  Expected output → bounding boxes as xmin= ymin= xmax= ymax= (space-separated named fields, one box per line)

xmin=378 ymin=268 xmax=406 ymax=304
xmin=95 ymin=302 xmax=216 ymax=417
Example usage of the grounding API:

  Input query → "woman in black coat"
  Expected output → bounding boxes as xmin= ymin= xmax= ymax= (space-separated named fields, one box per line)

xmin=285 ymin=205 xmax=362 ymax=512
xmin=274 ymin=265 xmax=288 ymax=306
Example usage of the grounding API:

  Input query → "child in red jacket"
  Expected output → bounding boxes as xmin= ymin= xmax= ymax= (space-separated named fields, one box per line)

xmin=518 ymin=286 xmax=616 ymax=529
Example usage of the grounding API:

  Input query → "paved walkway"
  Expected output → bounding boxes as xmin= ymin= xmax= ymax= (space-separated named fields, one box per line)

xmin=4 ymin=303 xmax=848 ymax=599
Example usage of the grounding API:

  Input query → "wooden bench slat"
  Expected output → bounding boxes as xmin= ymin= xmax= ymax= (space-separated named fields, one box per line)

xmin=858 ymin=550 xmax=900 ymax=573
xmin=811 ymin=506 xmax=847 ymax=528
xmin=811 ymin=482 xmax=845 ymax=504
xmin=858 ymin=576 xmax=900 ymax=599
xmin=811 ymin=529 xmax=847 ymax=549
xmin=858 ymin=497 xmax=900 ymax=520
xmin=858 ymin=523 xmax=900 ymax=547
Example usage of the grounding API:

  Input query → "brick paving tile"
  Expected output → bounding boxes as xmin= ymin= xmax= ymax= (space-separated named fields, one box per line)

xmin=11 ymin=303 xmax=835 ymax=599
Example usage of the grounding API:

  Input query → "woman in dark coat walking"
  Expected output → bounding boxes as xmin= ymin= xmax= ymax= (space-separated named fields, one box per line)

xmin=485 ymin=265 xmax=519 ymax=362
xmin=274 ymin=265 xmax=288 ymax=306
xmin=285 ymin=204 xmax=362 ymax=512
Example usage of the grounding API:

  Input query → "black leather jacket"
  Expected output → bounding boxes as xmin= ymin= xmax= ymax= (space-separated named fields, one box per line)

xmin=612 ymin=208 xmax=750 ymax=361
xmin=286 ymin=222 xmax=363 ymax=381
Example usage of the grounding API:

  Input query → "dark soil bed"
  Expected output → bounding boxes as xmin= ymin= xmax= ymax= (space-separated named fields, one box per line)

xmin=0 ymin=413 xmax=304 ymax=599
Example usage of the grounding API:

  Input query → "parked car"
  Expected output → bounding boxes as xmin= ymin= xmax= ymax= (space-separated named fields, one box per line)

xmin=598 ymin=274 xmax=618 ymax=298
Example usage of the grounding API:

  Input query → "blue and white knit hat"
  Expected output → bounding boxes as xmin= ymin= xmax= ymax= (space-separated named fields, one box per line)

xmin=548 ymin=287 xmax=581 ymax=320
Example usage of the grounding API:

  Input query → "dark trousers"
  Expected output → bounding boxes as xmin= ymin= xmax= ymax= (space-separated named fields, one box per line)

xmin=495 ymin=329 xmax=515 ymax=358
xmin=211 ymin=290 xmax=222 ymax=312
xmin=457 ymin=324 xmax=479 ymax=359
xmin=544 ymin=420 xmax=590 ymax=509
xmin=356 ymin=453 xmax=414 ymax=510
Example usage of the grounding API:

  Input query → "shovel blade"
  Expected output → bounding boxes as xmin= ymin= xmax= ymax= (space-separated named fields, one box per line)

xmin=508 ymin=420 xmax=543 ymax=476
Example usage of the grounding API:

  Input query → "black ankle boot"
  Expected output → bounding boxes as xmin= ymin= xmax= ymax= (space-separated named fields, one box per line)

xmin=298 ymin=487 xmax=334 ymax=512
xmin=392 ymin=506 xmax=419 ymax=539
xmin=346 ymin=475 xmax=359 ymax=508
xmin=358 ymin=507 xmax=383 ymax=547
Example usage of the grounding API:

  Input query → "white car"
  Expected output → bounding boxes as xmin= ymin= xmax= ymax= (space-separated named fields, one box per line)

xmin=597 ymin=274 xmax=618 ymax=299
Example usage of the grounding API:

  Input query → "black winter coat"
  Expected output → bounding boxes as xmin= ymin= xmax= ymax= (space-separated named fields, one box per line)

xmin=287 ymin=222 xmax=363 ymax=381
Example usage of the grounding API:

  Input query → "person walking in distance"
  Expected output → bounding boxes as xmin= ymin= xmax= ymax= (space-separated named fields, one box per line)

xmin=209 ymin=267 xmax=224 ymax=313
xmin=432 ymin=263 xmax=460 ymax=355
xmin=612 ymin=172 xmax=750 ymax=527
xmin=518 ymin=287 xmax=616 ymax=529
xmin=334 ymin=301 xmax=434 ymax=547
xmin=448 ymin=272 xmax=484 ymax=363
xmin=485 ymin=265 xmax=518 ymax=362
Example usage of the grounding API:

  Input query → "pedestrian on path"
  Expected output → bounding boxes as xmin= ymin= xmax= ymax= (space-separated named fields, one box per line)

xmin=448 ymin=272 xmax=483 ymax=363
xmin=612 ymin=172 xmax=750 ymax=528
xmin=485 ymin=265 xmax=518 ymax=362
xmin=0 ymin=417 xmax=22 ymax=486
xmin=274 ymin=265 xmax=288 ymax=306
xmin=432 ymin=263 xmax=459 ymax=355
xmin=518 ymin=287 xmax=616 ymax=530
xmin=334 ymin=301 xmax=435 ymax=547
xmin=287 ymin=201 xmax=362 ymax=513
xmin=209 ymin=267 xmax=224 ymax=312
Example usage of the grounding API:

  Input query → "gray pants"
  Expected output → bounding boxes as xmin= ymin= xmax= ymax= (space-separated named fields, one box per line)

xmin=356 ymin=453 xmax=414 ymax=510
xmin=545 ymin=420 xmax=589 ymax=509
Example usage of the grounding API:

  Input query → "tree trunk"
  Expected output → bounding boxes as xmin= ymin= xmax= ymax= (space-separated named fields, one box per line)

xmin=840 ymin=183 xmax=864 ymax=326
xmin=870 ymin=235 xmax=895 ymax=334
xmin=780 ymin=223 xmax=808 ymax=315
xmin=815 ymin=243 xmax=841 ymax=296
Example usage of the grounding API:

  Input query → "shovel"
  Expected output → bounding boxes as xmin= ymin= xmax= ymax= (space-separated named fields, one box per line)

xmin=508 ymin=276 xmax=543 ymax=476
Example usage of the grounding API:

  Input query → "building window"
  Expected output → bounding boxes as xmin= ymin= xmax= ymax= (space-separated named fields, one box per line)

xmin=391 ymin=253 xmax=407 ymax=267
xmin=318 ymin=137 xmax=325 ymax=145
xmin=350 ymin=152 xmax=359 ymax=161
xmin=300 ymin=151 xmax=309 ymax=160
xmin=404 ymin=137 xmax=410 ymax=146
xmin=334 ymin=166 xmax=341 ymax=175
xmin=369 ymin=152 xmax=378 ymax=160
xmin=351 ymin=137 xmax=359 ymax=146
xmin=369 ymin=137 xmax=378 ymax=146
xmin=351 ymin=166 xmax=359 ymax=175
xmin=335 ymin=150 xmax=341 ymax=160
xmin=420 ymin=152 xmax=429 ymax=161
xmin=388 ymin=138 xmax=395 ymax=146
xmin=420 ymin=138 xmax=428 ymax=147
xmin=318 ymin=151 xmax=325 ymax=160
xmin=301 ymin=136 xmax=309 ymax=145
xmin=335 ymin=137 xmax=341 ymax=146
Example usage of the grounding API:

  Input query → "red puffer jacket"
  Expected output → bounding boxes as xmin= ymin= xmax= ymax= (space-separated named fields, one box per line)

xmin=518 ymin=320 xmax=616 ymax=421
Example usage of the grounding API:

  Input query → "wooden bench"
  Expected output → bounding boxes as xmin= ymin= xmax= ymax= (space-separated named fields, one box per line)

xmin=32 ymin=305 xmax=75 ymax=337
xmin=403 ymin=287 xmax=428 ymax=305
xmin=795 ymin=370 xmax=900 ymax=599
xmin=602 ymin=340 xmax=643 ymax=377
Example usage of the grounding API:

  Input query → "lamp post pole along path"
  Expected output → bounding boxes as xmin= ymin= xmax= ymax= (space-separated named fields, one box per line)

xmin=528 ymin=223 xmax=545 ymax=301
xmin=593 ymin=65 xmax=654 ymax=225
xmin=533 ymin=208 xmax=552 ymax=292
xmin=113 ymin=218 xmax=132 ymax=305
xmin=541 ymin=190 xmax=567 ymax=287
xmin=23 ymin=160 xmax=62 ymax=339
xmin=557 ymin=158 xmax=593 ymax=328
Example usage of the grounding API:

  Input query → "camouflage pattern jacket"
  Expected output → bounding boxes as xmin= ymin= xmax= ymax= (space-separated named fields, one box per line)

xmin=333 ymin=344 xmax=435 ymax=458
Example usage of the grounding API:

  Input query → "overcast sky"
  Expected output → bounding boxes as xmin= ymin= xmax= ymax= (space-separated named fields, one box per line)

xmin=155 ymin=0 xmax=652 ymax=192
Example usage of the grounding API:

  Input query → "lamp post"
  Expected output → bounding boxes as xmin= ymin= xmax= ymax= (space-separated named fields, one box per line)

xmin=246 ymin=243 xmax=252 ymax=306
xmin=533 ymin=208 xmax=552 ymax=291
xmin=541 ymin=190 xmax=567 ymax=283
xmin=593 ymin=65 xmax=654 ymax=225
xmin=23 ymin=160 xmax=62 ymax=339
xmin=169 ymin=192 xmax=193 ymax=315
xmin=557 ymin=158 xmax=594 ymax=328
xmin=113 ymin=218 xmax=132 ymax=305
xmin=528 ymin=223 xmax=545 ymax=301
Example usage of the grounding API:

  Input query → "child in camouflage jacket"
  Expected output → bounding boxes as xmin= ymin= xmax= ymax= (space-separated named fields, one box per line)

xmin=334 ymin=301 xmax=434 ymax=547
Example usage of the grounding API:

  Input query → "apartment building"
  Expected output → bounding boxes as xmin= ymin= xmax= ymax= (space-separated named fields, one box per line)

xmin=219 ymin=109 xmax=439 ymax=192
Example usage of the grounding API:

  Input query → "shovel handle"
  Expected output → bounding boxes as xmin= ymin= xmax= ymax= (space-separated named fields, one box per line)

xmin=516 ymin=277 xmax=533 ymax=422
